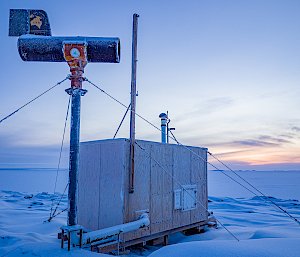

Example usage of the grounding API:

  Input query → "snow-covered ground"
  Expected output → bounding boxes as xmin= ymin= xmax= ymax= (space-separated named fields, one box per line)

xmin=1 ymin=169 xmax=300 ymax=256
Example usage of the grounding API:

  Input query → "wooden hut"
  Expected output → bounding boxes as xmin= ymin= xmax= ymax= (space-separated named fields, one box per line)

xmin=77 ymin=138 xmax=208 ymax=249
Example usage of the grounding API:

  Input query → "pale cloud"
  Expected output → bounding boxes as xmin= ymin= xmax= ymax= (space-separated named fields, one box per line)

xmin=175 ymin=96 xmax=235 ymax=121
xmin=257 ymin=135 xmax=291 ymax=144
xmin=291 ymin=126 xmax=300 ymax=132
xmin=231 ymin=140 xmax=280 ymax=147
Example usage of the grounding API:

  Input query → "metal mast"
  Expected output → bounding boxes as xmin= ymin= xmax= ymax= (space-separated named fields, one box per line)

xmin=129 ymin=13 xmax=139 ymax=193
xmin=8 ymin=8 xmax=121 ymax=227
xmin=64 ymin=43 xmax=88 ymax=226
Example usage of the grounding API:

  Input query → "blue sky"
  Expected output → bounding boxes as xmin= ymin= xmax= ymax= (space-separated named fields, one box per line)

xmin=0 ymin=0 xmax=299 ymax=170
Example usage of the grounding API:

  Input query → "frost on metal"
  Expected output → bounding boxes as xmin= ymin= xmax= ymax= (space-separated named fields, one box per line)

xmin=18 ymin=35 xmax=120 ymax=63
xmin=9 ymin=9 xmax=51 ymax=37
xmin=9 ymin=9 xmax=120 ymax=63
xmin=82 ymin=213 xmax=150 ymax=245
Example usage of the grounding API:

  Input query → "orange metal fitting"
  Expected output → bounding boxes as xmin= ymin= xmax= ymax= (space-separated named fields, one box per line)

xmin=63 ymin=42 xmax=88 ymax=89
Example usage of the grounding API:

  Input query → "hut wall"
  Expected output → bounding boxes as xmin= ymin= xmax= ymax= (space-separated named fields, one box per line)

xmin=78 ymin=138 xmax=208 ymax=241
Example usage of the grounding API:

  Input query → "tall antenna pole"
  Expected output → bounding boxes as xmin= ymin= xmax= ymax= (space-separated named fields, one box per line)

xmin=64 ymin=43 xmax=88 ymax=226
xmin=8 ymin=8 xmax=121 ymax=227
xmin=129 ymin=13 xmax=139 ymax=193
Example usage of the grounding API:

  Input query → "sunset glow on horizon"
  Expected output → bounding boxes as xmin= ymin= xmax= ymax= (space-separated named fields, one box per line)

xmin=0 ymin=0 xmax=299 ymax=170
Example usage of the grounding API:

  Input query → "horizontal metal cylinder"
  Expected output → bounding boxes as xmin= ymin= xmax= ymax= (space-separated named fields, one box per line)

xmin=18 ymin=35 xmax=120 ymax=63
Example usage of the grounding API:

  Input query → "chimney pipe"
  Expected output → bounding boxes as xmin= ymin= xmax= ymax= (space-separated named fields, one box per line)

xmin=159 ymin=113 xmax=168 ymax=143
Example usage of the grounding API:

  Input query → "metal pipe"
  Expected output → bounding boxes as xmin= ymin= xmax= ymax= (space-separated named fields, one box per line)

xmin=64 ymin=42 xmax=88 ymax=226
xmin=129 ymin=13 xmax=139 ymax=193
xmin=167 ymin=111 xmax=170 ymax=144
xmin=82 ymin=213 xmax=150 ymax=245
xmin=67 ymin=88 xmax=86 ymax=226
xmin=68 ymin=89 xmax=80 ymax=226
xmin=18 ymin=35 xmax=120 ymax=63
xmin=159 ymin=113 xmax=168 ymax=144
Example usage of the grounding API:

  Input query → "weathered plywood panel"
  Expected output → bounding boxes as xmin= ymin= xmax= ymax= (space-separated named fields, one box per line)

xmin=78 ymin=143 xmax=101 ymax=231
xmin=98 ymin=140 xmax=125 ymax=229
xmin=203 ymin=151 xmax=208 ymax=213
xmin=172 ymin=145 xmax=191 ymax=228
xmin=78 ymin=138 xmax=208 ymax=242
xmin=124 ymin=140 xmax=151 ymax=241
xmin=190 ymin=147 xmax=203 ymax=183
xmin=150 ymin=143 xmax=173 ymax=234
xmin=190 ymin=147 xmax=207 ymax=223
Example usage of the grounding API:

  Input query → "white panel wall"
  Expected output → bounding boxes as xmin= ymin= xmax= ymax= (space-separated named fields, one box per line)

xmin=78 ymin=138 xmax=208 ymax=241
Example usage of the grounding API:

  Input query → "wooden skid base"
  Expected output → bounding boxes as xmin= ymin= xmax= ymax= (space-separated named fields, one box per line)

xmin=93 ymin=220 xmax=210 ymax=254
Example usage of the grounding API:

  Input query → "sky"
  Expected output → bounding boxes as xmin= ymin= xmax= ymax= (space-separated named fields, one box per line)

xmin=0 ymin=0 xmax=299 ymax=170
